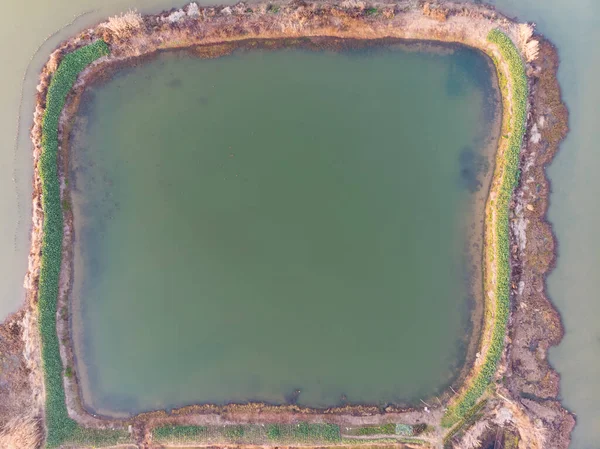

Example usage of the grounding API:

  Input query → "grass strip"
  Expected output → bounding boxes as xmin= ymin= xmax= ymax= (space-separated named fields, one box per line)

xmin=350 ymin=423 xmax=414 ymax=436
xmin=37 ymin=40 xmax=112 ymax=448
xmin=288 ymin=422 xmax=341 ymax=442
xmin=442 ymin=29 xmax=527 ymax=426
xmin=355 ymin=424 xmax=397 ymax=436
xmin=151 ymin=423 xmax=341 ymax=444
xmin=265 ymin=423 xmax=341 ymax=443
xmin=153 ymin=425 xmax=208 ymax=443
xmin=65 ymin=427 xmax=132 ymax=447
xmin=341 ymin=437 xmax=428 ymax=446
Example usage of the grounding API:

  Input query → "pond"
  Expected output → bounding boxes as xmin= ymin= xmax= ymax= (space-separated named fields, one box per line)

xmin=1 ymin=0 xmax=599 ymax=444
xmin=69 ymin=45 xmax=497 ymax=416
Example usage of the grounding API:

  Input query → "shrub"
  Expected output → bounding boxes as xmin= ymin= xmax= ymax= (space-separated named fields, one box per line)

xmin=395 ymin=423 xmax=414 ymax=436
xmin=37 ymin=40 xmax=111 ymax=447
xmin=443 ymin=30 xmax=527 ymax=426
xmin=412 ymin=423 xmax=428 ymax=435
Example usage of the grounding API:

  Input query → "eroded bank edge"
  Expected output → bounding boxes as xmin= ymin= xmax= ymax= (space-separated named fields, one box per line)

xmin=23 ymin=2 xmax=571 ymax=448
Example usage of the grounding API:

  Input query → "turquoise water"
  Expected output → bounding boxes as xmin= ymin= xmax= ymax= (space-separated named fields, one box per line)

xmin=70 ymin=46 xmax=496 ymax=415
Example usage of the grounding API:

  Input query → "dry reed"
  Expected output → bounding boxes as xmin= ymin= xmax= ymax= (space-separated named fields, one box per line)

xmin=453 ymin=420 xmax=489 ymax=449
xmin=518 ymin=23 xmax=539 ymax=61
xmin=0 ymin=414 xmax=42 ymax=449
xmin=100 ymin=9 xmax=143 ymax=39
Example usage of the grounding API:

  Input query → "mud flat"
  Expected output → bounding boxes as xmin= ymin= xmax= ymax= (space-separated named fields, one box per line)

xmin=0 ymin=1 xmax=573 ymax=448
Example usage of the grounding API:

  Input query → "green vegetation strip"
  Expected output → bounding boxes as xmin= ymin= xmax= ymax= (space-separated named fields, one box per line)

xmin=341 ymin=437 xmax=428 ymax=446
xmin=152 ymin=423 xmax=341 ymax=444
xmin=443 ymin=29 xmax=527 ymax=427
xmin=356 ymin=424 xmax=397 ymax=436
xmin=36 ymin=40 xmax=123 ymax=448
xmin=153 ymin=425 xmax=208 ymax=443
xmin=66 ymin=427 xmax=132 ymax=447
xmin=346 ymin=423 xmax=417 ymax=437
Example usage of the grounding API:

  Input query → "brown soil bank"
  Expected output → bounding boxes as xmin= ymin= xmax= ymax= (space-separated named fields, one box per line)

xmin=0 ymin=1 xmax=573 ymax=448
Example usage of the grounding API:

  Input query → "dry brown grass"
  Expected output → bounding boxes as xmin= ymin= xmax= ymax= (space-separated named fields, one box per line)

xmin=517 ymin=23 xmax=539 ymax=61
xmin=524 ymin=40 xmax=540 ymax=62
xmin=453 ymin=420 xmax=489 ymax=449
xmin=0 ymin=414 xmax=42 ymax=449
xmin=518 ymin=23 xmax=534 ymax=43
xmin=423 ymin=2 xmax=448 ymax=22
xmin=100 ymin=9 xmax=143 ymax=39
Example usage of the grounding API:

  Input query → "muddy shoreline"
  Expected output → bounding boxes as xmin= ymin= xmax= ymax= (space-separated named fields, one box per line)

xmin=0 ymin=1 xmax=573 ymax=448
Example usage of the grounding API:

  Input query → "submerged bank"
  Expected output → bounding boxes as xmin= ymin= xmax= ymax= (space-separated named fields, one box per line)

xmin=0 ymin=1 xmax=572 ymax=448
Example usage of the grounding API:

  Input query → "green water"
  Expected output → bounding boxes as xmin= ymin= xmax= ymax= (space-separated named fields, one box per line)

xmin=70 ymin=46 xmax=496 ymax=415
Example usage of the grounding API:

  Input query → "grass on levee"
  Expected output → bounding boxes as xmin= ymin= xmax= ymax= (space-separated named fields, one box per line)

xmin=346 ymin=423 xmax=417 ymax=436
xmin=152 ymin=423 xmax=341 ymax=444
xmin=150 ymin=422 xmax=434 ymax=445
xmin=36 ymin=39 xmax=132 ymax=448
xmin=356 ymin=424 xmax=397 ymax=436
xmin=442 ymin=29 xmax=528 ymax=427
xmin=153 ymin=425 xmax=208 ymax=442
